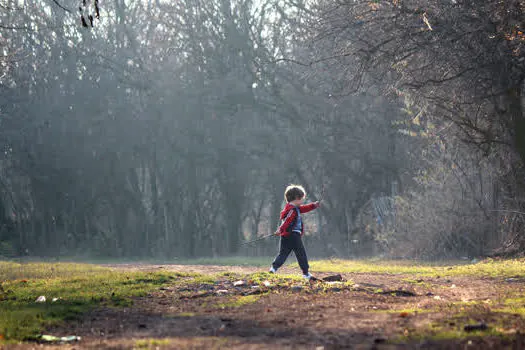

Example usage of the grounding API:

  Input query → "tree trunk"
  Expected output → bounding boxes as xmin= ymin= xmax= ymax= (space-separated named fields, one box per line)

xmin=509 ymin=84 xmax=525 ymax=252
xmin=511 ymin=86 xmax=525 ymax=167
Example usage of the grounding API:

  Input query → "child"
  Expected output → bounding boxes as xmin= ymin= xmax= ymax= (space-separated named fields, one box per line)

xmin=269 ymin=184 xmax=320 ymax=280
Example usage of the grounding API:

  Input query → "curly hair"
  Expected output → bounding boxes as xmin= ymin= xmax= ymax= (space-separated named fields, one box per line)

xmin=284 ymin=184 xmax=306 ymax=203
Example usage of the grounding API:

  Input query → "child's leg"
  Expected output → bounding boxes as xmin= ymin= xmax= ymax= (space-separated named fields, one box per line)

xmin=292 ymin=234 xmax=310 ymax=275
xmin=272 ymin=236 xmax=292 ymax=270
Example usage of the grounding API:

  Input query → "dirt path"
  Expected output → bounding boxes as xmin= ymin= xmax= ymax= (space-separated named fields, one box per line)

xmin=102 ymin=263 xmax=271 ymax=275
xmin=7 ymin=264 xmax=525 ymax=350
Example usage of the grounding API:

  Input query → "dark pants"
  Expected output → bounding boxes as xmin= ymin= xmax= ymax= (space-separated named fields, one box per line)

xmin=272 ymin=232 xmax=309 ymax=274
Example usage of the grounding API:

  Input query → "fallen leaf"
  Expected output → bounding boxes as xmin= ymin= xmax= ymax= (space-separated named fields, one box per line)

xmin=40 ymin=335 xmax=81 ymax=343
xmin=399 ymin=312 xmax=410 ymax=318
xmin=498 ymin=328 xmax=517 ymax=335
xmin=422 ymin=12 xmax=433 ymax=31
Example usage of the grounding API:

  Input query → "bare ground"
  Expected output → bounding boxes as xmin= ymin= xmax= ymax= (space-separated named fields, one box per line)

xmin=6 ymin=264 xmax=525 ymax=350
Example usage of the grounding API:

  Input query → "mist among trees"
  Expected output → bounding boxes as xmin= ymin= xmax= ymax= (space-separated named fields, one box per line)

xmin=0 ymin=0 xmax=524 ymax=260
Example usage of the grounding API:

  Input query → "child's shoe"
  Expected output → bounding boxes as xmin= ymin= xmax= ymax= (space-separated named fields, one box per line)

xmin=302 ymin=273 xmax=312 ymax=280
xmin=269 ymin=267 xmax=276 ymax=274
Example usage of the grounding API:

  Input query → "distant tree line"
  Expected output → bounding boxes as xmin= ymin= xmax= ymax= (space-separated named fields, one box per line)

xmin=311 ymin=0 xmax=525 ymax=257
xmin=0 ymin=0 xmax=523 ymax=259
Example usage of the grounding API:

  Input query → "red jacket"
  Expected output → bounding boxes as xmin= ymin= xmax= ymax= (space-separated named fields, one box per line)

xmin=277 ymin=202 xmax=319 ymax=237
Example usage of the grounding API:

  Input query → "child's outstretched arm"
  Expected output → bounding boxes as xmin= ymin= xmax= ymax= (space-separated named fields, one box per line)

xmin=299 ymin=201 xmax=320 ymax=213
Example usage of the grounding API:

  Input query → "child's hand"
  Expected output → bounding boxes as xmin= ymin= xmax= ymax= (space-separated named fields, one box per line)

xmin=274 ymin=230 xmax=280 ymax=236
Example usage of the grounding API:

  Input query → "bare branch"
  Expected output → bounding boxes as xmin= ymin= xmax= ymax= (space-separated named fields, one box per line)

xmin=51 ymin=0 xmax=71 ymax=13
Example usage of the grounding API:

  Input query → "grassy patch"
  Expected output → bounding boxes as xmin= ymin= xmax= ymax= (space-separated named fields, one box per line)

xmin=246 ymin=271 xmax=303 ymax=284
xmin=170 ymin=256 xmax=271 ymax=267
xmin=187 ymin=274 xmax=217 ymax=285
xmin=307 ymin=258 xmax=525 ymax=278
xmin=0 ymin=262 xmax=182 ymax=342
xmin=0 ymin=261 xmax=109 ymax=280
xmin=129 ymin=337 xmax=230 ymax=349
xmin=2 ymin=258 xmax=523 ymax=345
xmin=392 ymin=300 xmax=525 ymax=344
xmin=401 ymin=277 xmax=432 ymax=288
xmin=401 ymin=316 xmax=515 ymax=342
xmin=135 ymin=338 xmax=171 ymax=349
xmin=377 ymin=307 xmax=433 ymax=315
xmin=216 ymin=294 xmax=262 ymax=309
xmin=405 ymin=327 xmax=505 ymax=342
xmin=17 ymin=255 xmax=274 ymax=267
xmin=493 ymin=297 xmax=525 ymax=315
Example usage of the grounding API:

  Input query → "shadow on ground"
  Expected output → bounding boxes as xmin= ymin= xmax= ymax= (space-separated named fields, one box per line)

xmin=44 ymin=306 xmax=524 ymax=350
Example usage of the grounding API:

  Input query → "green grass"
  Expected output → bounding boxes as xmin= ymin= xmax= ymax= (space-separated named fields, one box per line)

xmin=9 ymin=257 xmax=525 ymax=278
xmin=18 ymin=256 xmax=274 ymax=267
xmin=390 ymin=298 xmax=525 ymax=343
xmin=377 ymin=308 xmax=434 ymax=315
xmin=245 ymin=271 xmax=303 ymax=284
xmin=216 ymin=294 xmax=262 ymax=309
xmin=188 ymin=274 xmax=218 ymax=285
xmin=401 ymin=277 xmax=432 ymax=287
xmin=0 ymin=262 xmax=184 ymax=342
xmin=170 ymin=256 xmax=271 ymax=267
xmin=306 ymin=258 xmax=525 ymax=278
xmin=494 ymin=297 xmax=525 ymax=315
xmin=2 ymin=258 xmax=524 ymax=344
xmin=135 ymin=338 xmax=171 ymax=348
xmin=398 ymin=314 xmax=519 ymax=343
xmin=0 ymin=261 xmax=109 ymax=280
xmin=403 ymin=326 xmax=508 ymax=342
